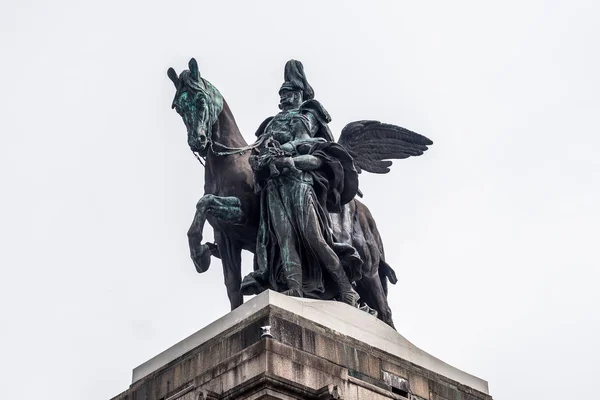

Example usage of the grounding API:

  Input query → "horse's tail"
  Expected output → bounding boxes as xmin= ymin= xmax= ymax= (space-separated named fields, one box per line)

xmin=378 ymin=258 xmax=398 ymax=296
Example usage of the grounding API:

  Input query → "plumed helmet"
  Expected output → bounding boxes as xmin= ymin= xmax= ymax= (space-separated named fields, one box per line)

xmin=279 ymin=60 xmax=314 ymax=100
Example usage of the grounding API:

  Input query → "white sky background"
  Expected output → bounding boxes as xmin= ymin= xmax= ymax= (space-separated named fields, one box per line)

xmin=1 ymin=1 xmax=598 ymax=399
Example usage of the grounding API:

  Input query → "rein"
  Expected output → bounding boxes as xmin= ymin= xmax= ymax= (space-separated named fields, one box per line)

xmin=211 ymin=135 xmax=267 ymax=156
xmin=192 ymin=135 xmax=268 ymax=166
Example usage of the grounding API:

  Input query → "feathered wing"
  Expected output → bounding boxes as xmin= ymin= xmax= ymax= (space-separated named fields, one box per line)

xmin=337 ymin=120 xmax=433 ymax=174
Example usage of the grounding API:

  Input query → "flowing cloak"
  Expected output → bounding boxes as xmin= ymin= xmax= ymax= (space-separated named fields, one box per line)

xmin=241 ymin=103 xmax=363 ymax=300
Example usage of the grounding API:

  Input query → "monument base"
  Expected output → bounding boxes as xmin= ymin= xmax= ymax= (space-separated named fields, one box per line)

xmin=111 ymin=291 xmax=492 ymax=400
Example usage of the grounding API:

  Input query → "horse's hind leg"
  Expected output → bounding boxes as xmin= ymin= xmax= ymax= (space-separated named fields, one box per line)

xmin=215 ymin=231 xmax=244 ymax=310
xmin=356 ymin=272 xmax=395 ymax=329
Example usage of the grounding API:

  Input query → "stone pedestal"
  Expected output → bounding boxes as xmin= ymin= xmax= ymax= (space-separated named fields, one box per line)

xmin=111 ymin=291 xmax=492 ymax=400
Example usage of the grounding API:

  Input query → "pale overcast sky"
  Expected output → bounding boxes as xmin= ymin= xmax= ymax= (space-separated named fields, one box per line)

xmin=1 ymin=1 xmax=598 ymax=399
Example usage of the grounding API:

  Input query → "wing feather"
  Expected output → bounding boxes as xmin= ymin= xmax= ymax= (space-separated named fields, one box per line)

xmin=338 ymin=120 xmax=433 ymax=174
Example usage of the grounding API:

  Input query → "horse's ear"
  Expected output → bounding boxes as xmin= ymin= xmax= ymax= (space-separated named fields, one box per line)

xmin=167 ymin=67 xmax=179 ymax=88
xmin=188 ymin=58 xmax=200 ymax=81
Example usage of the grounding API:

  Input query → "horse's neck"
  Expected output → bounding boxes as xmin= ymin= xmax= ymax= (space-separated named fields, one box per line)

xmin=204 ymin=99 xmax=251 ymax=194
xmin=212 ymin=100 xmax=247 ymax=149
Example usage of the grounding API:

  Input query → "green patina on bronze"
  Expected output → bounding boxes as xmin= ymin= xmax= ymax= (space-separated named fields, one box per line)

xmin=167 ymin=58 xmax=433 ymax=328
xmin=168 ymin=58 xmax=223 ymax=154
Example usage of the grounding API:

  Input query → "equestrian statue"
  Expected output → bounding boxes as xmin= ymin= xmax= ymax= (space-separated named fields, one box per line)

xmin=167 ymin=58 xmax=432 ymax=328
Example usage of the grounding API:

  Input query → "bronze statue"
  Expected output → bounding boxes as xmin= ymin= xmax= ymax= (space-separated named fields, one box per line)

xmin=241 ymin=60 xmax=362 ymax=306
xmin=167 ymin=58 xmax=433 ymax=328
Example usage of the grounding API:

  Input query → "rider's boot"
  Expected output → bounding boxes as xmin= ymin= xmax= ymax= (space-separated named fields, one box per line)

xmin=282 ymin=263 xmax=303 ymax=298
xmin=326 ymin=262 xmax=360 ymax=307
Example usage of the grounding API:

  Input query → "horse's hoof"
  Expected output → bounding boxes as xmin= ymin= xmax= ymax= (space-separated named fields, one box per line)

xmin=359 ymin=302 xmax=379 ymax=317
xmin=191 ymin=244 xmax=212 ymax=273
xmin=206 ymin=242 xmax=221 ymax=259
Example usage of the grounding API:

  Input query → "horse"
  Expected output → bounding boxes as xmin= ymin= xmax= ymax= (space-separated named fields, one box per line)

xmin=167 ymin=59 xmax=397 ymax=327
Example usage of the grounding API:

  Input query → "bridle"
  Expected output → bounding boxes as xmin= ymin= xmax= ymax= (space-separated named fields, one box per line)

xmin=179 ymin=82 xmax=268 ymax=167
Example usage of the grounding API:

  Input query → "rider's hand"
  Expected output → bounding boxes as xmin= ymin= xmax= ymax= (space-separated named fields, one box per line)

xmin=271 ymin=156 xmax=301 ymax=177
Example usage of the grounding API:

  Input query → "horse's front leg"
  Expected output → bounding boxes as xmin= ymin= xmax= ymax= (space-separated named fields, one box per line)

xmin=188 ymin=194 xmax=244 ymax=273
xmin=214 ymin=231 xmax=244 ymax=310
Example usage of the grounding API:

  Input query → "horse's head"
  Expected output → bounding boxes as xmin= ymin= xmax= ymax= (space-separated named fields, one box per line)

xmin=167 ymin=58 xmax=224 ymax=154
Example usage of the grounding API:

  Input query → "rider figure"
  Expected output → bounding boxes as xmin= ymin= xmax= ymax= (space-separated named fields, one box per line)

xmin=242 ymin=60 xmax=362 ymax=306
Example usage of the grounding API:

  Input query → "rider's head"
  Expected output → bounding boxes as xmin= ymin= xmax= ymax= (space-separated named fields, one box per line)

xmin=278 ymin=60 xmax=314 ymax=110
xmin=278 ymin=88 xmax=303 ymax=110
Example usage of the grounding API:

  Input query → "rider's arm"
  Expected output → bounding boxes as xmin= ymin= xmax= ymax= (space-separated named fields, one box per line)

xmin=293 ymin=154 xmax=323 ymax=170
